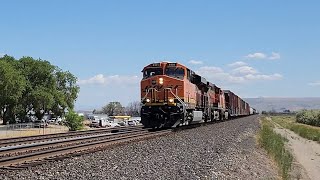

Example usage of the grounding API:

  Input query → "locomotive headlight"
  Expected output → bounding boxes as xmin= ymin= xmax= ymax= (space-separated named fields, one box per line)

xmin=146 ymin=98 xmax=151 ymax=103
xmin=169 ymin=98 xmax=174 ymax=103
xmin=159 ymin=78 xmax=164 ymax=85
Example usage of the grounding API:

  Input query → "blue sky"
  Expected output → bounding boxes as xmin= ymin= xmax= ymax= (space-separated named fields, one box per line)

xmin=1 ymin=0 xmax=319 ymax=110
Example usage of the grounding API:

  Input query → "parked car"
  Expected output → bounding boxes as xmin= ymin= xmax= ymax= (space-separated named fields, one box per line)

xmin=107 ymin=122 xmax=121 ymax=128
xmin=117 ymin=121 xmax=126 ymax=126
xmin=130 ymin=117 xmax=141 ymax=123
xmin=127 ymin=120 xmax=137 ymax=126
xmin=48 ymin=118 xmax=56 ymax=124
xmin=90 ymin=118 xmax=110 ymax=128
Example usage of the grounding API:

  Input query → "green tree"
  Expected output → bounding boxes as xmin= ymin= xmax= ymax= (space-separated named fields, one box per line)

xmin=17 ymin=57 xmax=56 ymax=120
xmin=102 ymin=102 xmax=124 ymax=116
xmin=0 ymin=55 xmax=80 ymax=124
xmin=18 ymin=57 xmax=79 ymax=120
xmin=64 ymin=110 xmax=84 ymax=131
xmin=0 ymin=57 xmax=26 ymax=124
xmin=52 ymin=70 xmax=80 ymax=117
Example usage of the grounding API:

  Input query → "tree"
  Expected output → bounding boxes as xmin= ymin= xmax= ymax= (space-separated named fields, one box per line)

xmin=53 ymin=70 xmax=80 ymax=117
xmin=64 ymin=110 xmax=84 ymax=131
xmin=102 ymin=102 xmax=124 ymax=116
xmin=126 ymin=101 xmax=141 ymax=116
xmin=0 ymin=58 xmax=26 ymax=124
xmin=0 ymin=55 xmax=80 ymax=124
xmin=18 ymin=57 xmax=80 ymax=120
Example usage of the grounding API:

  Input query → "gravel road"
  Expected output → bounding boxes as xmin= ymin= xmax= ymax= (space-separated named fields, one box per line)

xmin=1 ymin=115 xmax=277 ymax=180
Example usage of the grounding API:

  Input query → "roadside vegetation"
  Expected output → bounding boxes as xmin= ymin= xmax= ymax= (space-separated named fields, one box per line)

xmin=271 ymin=115 xmax=320 ymax=143
xmin=0 ymin=55 xmax=80 ymax=125
xmin=296 ymin=110 xmax=320 ymax=127
xmin=259 ymin=117 xmax=293 ymax=180
xmin=64 ymin=111 xmax=84 ymax=131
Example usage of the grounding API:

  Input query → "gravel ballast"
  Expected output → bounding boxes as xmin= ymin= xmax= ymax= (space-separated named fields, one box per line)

xmin=1 ymin=115 xmax=277 ymax=180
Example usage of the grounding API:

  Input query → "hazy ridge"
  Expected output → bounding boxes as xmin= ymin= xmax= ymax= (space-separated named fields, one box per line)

xmin=245 ymin=97 xmax=320 ymax=112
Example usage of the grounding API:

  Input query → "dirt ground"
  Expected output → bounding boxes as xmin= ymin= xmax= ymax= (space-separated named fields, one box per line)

xmin=0 ymin=125 xmax=69 ymax=139
xmin=272 ymin=121 xmax=320 ymax=180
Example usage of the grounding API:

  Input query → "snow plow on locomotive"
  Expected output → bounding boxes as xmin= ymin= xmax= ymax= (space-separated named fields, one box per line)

xmin=140 ymin=62 xmax=253 ymax=129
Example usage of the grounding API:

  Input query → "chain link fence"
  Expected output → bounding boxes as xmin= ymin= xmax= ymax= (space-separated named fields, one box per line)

xmin=0 ymin=122 xmax=68 ymax=139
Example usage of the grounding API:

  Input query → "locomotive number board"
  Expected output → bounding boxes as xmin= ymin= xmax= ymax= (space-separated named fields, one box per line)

xmin=167 ymin=63 xmax=177 ymax=67
xmin=152 ymin=63 xmax=160 ymax=67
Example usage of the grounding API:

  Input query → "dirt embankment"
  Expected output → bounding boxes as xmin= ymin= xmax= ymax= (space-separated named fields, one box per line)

xmin=273 ymin=121 xmax=320 ymax=180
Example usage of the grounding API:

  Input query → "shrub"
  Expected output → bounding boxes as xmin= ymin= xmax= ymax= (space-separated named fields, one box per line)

xmin=64 ymin=110 xmax=84 ymax=131
xmin=296 ymin=110 xmax=320 ymax=127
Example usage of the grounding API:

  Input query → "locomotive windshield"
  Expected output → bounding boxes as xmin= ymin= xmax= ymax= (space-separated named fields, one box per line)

xmin=143 ymin=68 xmax=163 ymax=79
xmin=165 ymin=67 xmax=185 ymax=79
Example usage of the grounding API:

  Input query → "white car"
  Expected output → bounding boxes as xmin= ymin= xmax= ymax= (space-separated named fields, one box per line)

xmin=127 ymin=120 xmax=137 ymax=126
xmin=107 ymin=122 xmax=121 ymax=128
xmin=48 ymin=118 xmax=56 ymax=124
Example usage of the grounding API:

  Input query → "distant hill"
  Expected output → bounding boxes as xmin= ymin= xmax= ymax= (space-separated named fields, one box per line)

xmin=244 ymin=97 xmax=320 ymax=112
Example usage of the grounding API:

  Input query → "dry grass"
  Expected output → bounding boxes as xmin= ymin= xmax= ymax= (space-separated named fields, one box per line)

xmin=259 ymin=117 xmax=293 ymax=180
xmin=0 ymin=125 xmax=69 ymax=139
xmin=272 ymin=115 xmax=320 ymax=143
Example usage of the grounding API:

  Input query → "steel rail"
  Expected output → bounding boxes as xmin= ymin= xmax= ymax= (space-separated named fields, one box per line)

xmin=0 ymin=129 xmax=171 ymax=169
xmin=0 ymin=128 xmax=148 ymax=157
xmin=0 ymin=126 xmax=143 ymax=147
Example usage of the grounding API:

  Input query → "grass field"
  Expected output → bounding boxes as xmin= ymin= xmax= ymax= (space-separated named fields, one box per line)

xmin=271 ymin=115 xmax=320 ymax=143
xmin=259 ymin=117 xmax=293 ymax=180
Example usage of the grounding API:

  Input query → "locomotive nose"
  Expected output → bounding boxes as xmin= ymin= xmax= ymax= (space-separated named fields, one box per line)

xmin=152 ymin=79 xmax=156 ymax=85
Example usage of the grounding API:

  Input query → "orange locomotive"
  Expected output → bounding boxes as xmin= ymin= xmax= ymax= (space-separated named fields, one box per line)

xmin=140 ymin=62 xmax=251 ymax=128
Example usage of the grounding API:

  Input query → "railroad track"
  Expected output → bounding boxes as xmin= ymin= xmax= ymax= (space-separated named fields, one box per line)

xmin=0 ymin=118 xmax=251 ymax=172
xmin=0 ymin=126 xmax=143 ymax=147
xmin=0 ymin=127 xmax=171 ymax=171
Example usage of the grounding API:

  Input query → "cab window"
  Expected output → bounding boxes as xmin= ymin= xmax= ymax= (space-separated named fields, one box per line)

xmin=165 ymin=67 xmax=185 ymax=79
xmin=143 ymin=68 xmax=163 ymax=79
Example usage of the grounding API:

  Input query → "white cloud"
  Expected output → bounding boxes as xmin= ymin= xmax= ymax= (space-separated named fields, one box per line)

xmin=189 ymin=60 xmax=203 ymax=65
xmin=78 ymin=74 xmax=140 ymax=85
xmin=308 ymin=81 xmax=320 ymax=86
xmin=228 ymin=61 xmax=247 ymax=67
xmin=0 ymin=53 xmax=5 ymax=58
xmin=197 ymin=66 xmax=244 ymax=83
xmin=269 ymin=52 xmax=281 ymax=60
xmin=196 ymin=65 xmax=282 ymax=84
xmin=231 ymin=66 xmax=258 ymax=75
xmin=245 ymin=52 xmax=281 ymax=60
xmin=197 ymin=66 xmax=224 ymax=73
xmin=76 ymin=74 xmax=141 ymax=110
xmin=246 ymin=52 xmax=267 ymax=59
xmin=244 ymin=73 xmax=283 ymax=81
xmin=78 ymin=74 xmax=106 ymax=85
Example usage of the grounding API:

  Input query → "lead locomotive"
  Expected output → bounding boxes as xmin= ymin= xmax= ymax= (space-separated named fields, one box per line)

xmin=140 ymin=62 xmax=254 ymax=129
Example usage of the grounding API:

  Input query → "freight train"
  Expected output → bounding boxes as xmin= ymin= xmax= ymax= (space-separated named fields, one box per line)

xmin=140 ymin=62 xmax=256 ymax=129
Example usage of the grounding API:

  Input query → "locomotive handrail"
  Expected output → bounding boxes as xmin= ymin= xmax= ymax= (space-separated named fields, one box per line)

xmin=141 ymin=88 xmax=160 ymax=103
xmin=141 ymin=89 xmax=150 ymax=102
xmin=165 ymin=88 xmax=186 ymax=115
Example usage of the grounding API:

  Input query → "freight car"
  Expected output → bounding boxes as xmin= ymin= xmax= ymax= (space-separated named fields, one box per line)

xmin=140 ymin=62 xmax=253 ymax=129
